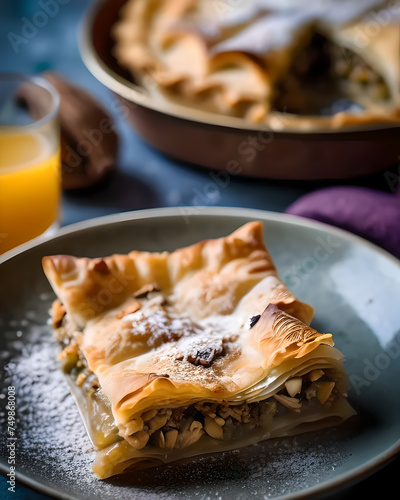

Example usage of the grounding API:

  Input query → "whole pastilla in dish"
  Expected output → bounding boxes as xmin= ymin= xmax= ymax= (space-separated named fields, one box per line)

xmin=112 ymin=0 xmax=400 ymax=130
xmin=42 ymin=222 xmax=355 ymax=479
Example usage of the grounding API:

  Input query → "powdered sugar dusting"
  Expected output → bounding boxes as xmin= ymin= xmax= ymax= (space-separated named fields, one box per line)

xmin=0 ymin=325 xmax=96 ymax=485
xmin=122 ymin=302 xmax=241 ymax=370
xmin=0 ymin=301 xmax=353 ymax=500
xmin=123 ymin=307 xmax=199 ymax=347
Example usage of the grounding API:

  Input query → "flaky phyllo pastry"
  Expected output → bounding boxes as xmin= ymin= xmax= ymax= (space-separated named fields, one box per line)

xmin=42 ymin=222 xmax=355 ymax=479
xmin=112 ymin=0 xmax=400 ymax=130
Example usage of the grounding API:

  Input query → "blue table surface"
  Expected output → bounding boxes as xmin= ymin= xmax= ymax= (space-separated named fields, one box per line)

xmin=0 ymin=1 xmax=399 ymax=498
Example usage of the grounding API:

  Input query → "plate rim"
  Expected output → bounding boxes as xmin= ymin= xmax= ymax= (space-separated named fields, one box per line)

xmin=1 ymin=442 xmax=399 ymax=500
xmin=1 ymin=206 xmax=399 ymax=267
xmin=1 ymin=206 xmax=399 ymax=500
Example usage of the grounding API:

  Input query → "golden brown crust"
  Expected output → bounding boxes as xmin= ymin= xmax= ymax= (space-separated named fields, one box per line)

xmin=51 ymin=299 xmax=66 ymax=329
xmin=43 ymin=221 xmax=312 ymax=327
xmin=250 ymin=304 xmax=333 ymax=368
xmin=43 ymin=221 xmax=356 ymax=479
xmin=42 ymin=252 xmax=168 ymax=328
xmin=43 ymin=221 xmax=318 ymax=413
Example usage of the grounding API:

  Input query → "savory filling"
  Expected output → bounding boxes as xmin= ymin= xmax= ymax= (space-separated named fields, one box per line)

xmin=60 ymin=340 xmax=337 ymax=453
xmin=119 ymin=369 xmax=337 ymax=451
xmin=332 ymin=45 xmax=390 ymax=101
xmin=273 ymin=31 xmax=390 ymax=115
xmin=53 ymin=299 xmax=338 ymax=454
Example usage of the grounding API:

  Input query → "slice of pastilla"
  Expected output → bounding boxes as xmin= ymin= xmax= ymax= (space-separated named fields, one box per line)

xmin=42 ymin=222 xmax=355 ymax=479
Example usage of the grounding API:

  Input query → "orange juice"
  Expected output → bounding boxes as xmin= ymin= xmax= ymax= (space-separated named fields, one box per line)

xmin=0 ymin=132 xmax=61 ymax=253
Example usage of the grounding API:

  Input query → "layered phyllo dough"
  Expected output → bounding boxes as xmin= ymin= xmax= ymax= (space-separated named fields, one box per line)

xmin=43 ymin=222 xmax=355 ymax=478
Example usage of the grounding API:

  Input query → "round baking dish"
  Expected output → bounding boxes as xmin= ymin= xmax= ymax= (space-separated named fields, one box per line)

xmin=80 ymin=0 xmax=400 ymax=180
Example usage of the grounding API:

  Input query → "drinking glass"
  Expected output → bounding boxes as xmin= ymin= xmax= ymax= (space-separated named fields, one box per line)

xmin=0 ymin=74 xmax=61 ymax=254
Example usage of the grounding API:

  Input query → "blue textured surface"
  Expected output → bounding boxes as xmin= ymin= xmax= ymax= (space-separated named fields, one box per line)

xmin=0 ymin=1 xmax=398 ymax=498
xmin=0 ymin=1 xmax=394 ymax=229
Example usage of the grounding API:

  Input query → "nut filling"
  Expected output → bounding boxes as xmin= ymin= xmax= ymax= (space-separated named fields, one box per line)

xmin=54 ymin=300 xmax=338 ymax=454
xmin=273 ymin=32 xmax=390 ymax=116
xmin=57 ymin=326 xmax=338 ymax=453
xmin=120 ymin=369 xmax=338 ymax=451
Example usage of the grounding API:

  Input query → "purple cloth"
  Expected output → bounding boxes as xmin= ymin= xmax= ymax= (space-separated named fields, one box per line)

xmin=286 ymin=185 xmax=400 ymax=259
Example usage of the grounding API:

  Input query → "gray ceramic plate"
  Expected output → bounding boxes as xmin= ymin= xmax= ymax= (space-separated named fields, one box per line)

xmin=0 ymin=207 xmax=399 ymax=500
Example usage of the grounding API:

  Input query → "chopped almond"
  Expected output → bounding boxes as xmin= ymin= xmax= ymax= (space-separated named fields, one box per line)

xmin=51 ymin=300 xmax=66 ymax=329
xmin=133 ymin=283 xmax=159 ymax=297
xmin=116 ymin=300 xmax=142 ymax=319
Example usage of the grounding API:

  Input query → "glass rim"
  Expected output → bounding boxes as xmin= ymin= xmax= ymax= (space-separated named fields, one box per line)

xmin=0 ymin=73 xmax=60 ymax=135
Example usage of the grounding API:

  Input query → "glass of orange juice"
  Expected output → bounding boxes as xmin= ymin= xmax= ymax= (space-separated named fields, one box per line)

xmin=0 ymin=74 xmax=61 ymax=254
